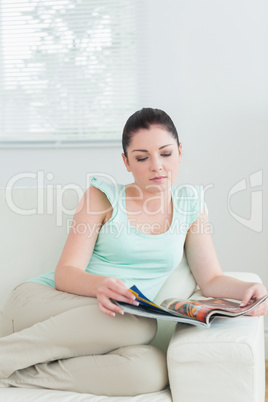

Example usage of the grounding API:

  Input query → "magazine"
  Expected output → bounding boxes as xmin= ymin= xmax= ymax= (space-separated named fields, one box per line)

xmin=114 ymin=285 xmax=268 ymax=328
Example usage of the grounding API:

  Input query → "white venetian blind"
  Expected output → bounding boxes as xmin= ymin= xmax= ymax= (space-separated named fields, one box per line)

xmin=0 ymin=0 xmax=139 ymax=143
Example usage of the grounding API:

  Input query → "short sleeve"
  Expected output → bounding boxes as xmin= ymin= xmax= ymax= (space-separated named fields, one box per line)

xmin=173 ymin=184 xmax=204 ymax=227
xmin=90 ymin=176 xmax=120 ymax=220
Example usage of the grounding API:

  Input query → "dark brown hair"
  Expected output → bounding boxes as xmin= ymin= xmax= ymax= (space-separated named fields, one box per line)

xmin=122 ymin=108 xmax=180 ymax=157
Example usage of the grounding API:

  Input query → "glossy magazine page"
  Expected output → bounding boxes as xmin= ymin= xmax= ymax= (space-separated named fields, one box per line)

xmin=114 ymin=285 xmax=268 ymax=328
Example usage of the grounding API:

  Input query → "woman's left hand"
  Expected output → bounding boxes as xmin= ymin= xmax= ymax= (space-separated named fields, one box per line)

xmin=240 ymin=283 xmax=268 ymax=316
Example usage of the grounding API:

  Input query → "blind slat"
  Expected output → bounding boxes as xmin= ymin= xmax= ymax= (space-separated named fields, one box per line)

xmin=0 ymin=0 xmax=140 ymax=140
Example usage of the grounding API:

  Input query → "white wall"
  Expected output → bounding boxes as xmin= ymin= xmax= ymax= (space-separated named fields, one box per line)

xmin=142 ymin=1 xmax=268 ymax=276
xmin=1 ymin=0 xmax=267 ymax=325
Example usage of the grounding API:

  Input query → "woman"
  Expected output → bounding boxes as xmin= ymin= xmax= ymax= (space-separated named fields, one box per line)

xmin=0 ymin=108 xmax=267 ymax=395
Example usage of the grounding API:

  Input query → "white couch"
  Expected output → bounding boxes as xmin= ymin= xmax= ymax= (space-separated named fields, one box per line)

xmin=0 ymin=187 xmax=265 ymax=402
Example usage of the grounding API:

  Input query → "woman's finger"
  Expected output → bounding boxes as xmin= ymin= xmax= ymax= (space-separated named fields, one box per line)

xmin=98 ymin=302 xmax=116 ymax=317
xmin=102 ymin=288 xmax=139 ymax=305
xmin=106 ymin=279 xmax=136 ymax=301
xmin=97 ymin=277 xmax=136 ymax=303
xmin=245 ymin=300 xmax=268 ymax=316
xmin=240 ymin=287 xmax=256 ymax=307
xmin=99 ymin=298 xmax=124 ymax=317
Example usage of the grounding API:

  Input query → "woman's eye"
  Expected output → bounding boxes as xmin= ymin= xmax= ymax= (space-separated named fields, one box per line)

xmin=161 ymin=153 xmax=172 ymax=157
xmin=136 ymin=157 xmax=148 ymax=162
xmin=136 ymin=153 xmax=171 ymax=162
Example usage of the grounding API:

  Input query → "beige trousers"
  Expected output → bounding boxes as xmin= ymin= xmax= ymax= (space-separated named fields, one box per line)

xmin=0 ymin=282 xmax=168 ymax=396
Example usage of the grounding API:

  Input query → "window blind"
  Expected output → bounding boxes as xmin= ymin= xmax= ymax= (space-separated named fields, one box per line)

xmin=0 ymin=0 xmax=140 ymax=143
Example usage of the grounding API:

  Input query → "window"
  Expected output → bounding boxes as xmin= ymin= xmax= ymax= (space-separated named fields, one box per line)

xmin=0 ymin=0 xmax=141 ymax=145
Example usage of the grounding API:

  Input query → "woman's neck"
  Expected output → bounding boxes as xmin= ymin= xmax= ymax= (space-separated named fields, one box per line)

xmin=125 ymin=183 xmax=172 ymax=214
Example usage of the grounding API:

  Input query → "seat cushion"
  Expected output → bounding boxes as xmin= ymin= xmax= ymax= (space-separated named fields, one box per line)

xmin=167 ymin=272 xmax=265 ymax=402
xmin=0 ymin=388 xmax=172 ymax=402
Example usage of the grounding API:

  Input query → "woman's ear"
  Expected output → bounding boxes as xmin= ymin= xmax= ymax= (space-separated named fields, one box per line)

xmin=122 ymin=153 xmax=132 ymax=172
xmin=178 ymin=142 xmax=182 ymax=163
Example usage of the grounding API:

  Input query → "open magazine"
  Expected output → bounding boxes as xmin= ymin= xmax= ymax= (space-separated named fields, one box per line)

xmin=114 ymin=285 xmax=268 ymax=328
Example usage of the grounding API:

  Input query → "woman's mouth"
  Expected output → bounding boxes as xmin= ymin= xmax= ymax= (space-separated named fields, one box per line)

xmin=150 ymin=176 xmax=167 ymax=183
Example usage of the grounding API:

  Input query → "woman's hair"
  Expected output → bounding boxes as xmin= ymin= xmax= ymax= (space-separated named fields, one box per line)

xmin=122 ymin=107 xmax=180 ymax=157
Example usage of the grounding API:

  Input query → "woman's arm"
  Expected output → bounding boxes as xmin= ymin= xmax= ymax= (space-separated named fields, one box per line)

xmin=184 ymin=207 xmax=268 ymax=316
xmin=54 ymin=185 xmax=137 ymax=316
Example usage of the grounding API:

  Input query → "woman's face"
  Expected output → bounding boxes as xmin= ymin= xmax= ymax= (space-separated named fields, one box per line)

xmin=122 ymin=125 xmax=182 ymax=193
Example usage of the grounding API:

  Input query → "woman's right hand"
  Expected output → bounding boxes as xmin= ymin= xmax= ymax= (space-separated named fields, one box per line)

xmin=96 ymin=277 xmax=139 ymax=316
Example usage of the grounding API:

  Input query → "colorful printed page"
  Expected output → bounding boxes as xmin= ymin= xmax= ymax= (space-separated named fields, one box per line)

xmin=129 ymin=285 xmax=164 ymax=313
xmin=162 ymin=298 xmax=243 ymax=323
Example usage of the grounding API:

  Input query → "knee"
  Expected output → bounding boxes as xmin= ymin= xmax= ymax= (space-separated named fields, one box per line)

xmin=0 ymin=312 xmax=13 ymax=337
xmin=111 ymin=345 xmax=168 ymax=395
xmin=133 ymin=345 xmax=168 ymax=393
xmin=137 ymin=316 xmax=158 ymax=343
xmin=125 ymin=315 xmax=158 ymax=345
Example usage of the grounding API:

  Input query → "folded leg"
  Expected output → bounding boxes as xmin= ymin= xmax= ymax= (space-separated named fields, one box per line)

xmin=0 ymin=283 xmax=157 ymax=378
xmin=0 ymin=345 xmax=168 ymax=396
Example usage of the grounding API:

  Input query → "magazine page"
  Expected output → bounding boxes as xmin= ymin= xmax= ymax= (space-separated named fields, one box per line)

xmin=127 ymin=285 xmax=213 ymax=323
xmin=160 ymin=298 xmax=244 ymax=324
xmin=113 ymin=299 xmax=209 ymax=327
xmin=129 ymin=285 xmax=248 ymax=321
xmin=161 ymin=294 xmax=268 ymax=322
xmin=117 ymin=285 xmax=268 ymax=327
xmin=129 ymin=285 xmax=166 ymax=313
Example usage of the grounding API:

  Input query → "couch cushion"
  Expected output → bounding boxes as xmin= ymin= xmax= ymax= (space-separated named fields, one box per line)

xmin=0 ymin=187 xmax=77 ymax=308
xmin=0 ymin=388 xmax=172 ymax=402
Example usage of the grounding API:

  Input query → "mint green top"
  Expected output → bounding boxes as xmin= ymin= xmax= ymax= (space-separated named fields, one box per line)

xmin=29 ymin=177 xmax=204 ymax=300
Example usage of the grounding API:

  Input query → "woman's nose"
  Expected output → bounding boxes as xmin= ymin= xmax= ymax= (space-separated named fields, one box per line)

xmin=150 ymin=157 xmax=162 ymax=172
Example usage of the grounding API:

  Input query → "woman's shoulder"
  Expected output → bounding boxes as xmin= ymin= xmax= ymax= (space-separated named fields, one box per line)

xmin=172 ymin=183 xmax=204 ymax=224
xmin=173 ymin=183 xmax=204 ymax=199
xmin=90 ymin=176 xmax=122 ymax=202
xmin=73 ymin=181 xmax=112 ymax=220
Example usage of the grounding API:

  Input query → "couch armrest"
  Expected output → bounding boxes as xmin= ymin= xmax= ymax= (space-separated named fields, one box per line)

xmin=167 ymin=272 xmax=265 ymax=402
